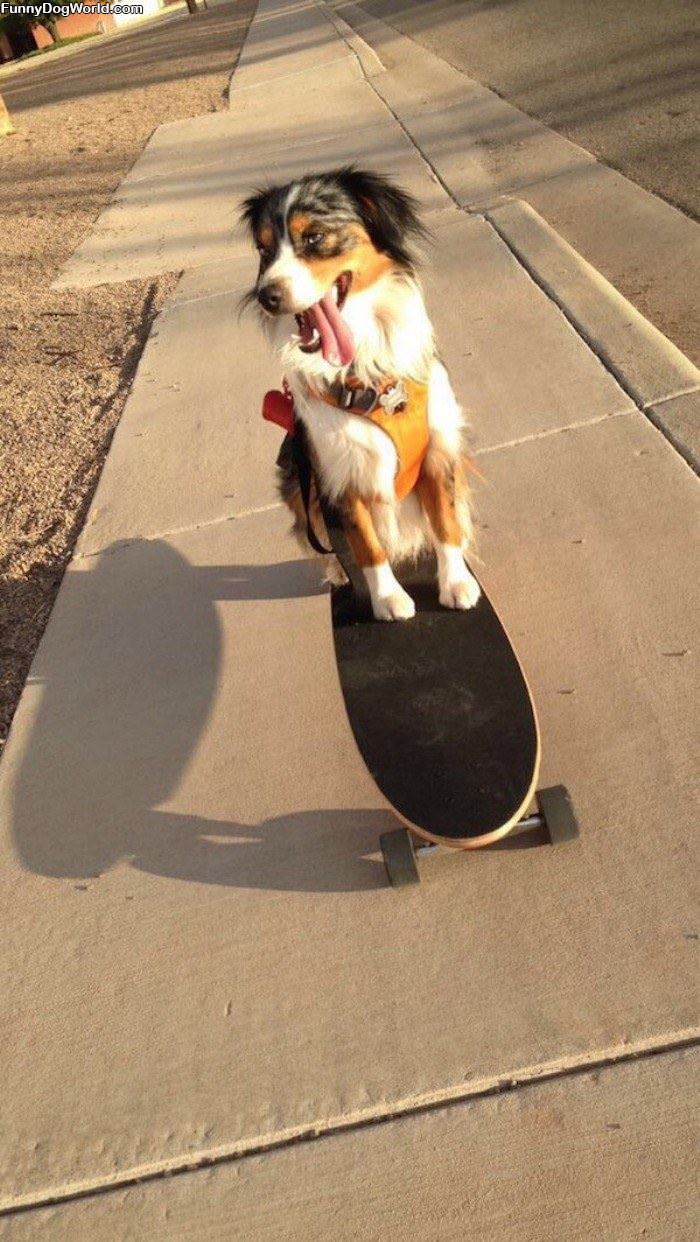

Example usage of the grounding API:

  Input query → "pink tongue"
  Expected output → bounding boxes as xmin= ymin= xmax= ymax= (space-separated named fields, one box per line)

xmin=309 ymin=291 xmax=355 ymax=366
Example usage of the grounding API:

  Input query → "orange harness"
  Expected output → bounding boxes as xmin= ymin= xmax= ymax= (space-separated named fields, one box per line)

xmin=309 ymin=376 xmax=430 ymax=501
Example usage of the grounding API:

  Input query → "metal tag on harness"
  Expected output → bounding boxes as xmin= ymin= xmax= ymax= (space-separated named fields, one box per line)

xmin=379 ymin=380 xmax=408 ymax=414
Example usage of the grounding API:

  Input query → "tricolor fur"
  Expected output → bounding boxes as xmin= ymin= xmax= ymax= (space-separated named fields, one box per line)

xmin=241 ymin=167 xmax=480 ymax=621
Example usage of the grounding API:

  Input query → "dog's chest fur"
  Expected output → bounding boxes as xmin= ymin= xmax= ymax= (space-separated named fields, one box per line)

xmin=279 ymin=273 xmax=437 ymax=504
xmin=297 ymin=398 xmax=400 ymax=502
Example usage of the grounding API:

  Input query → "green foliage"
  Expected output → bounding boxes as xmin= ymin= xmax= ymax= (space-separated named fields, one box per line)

xmin=0 ymin=2 xmax=64 ymax=43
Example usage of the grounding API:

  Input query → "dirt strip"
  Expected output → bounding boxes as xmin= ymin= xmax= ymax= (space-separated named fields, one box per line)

xmin=0 ymin=0 xmax=258 ymax=746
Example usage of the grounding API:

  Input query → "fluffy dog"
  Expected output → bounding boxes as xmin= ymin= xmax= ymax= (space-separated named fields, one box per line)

xmin=241 ymin=166 xmax=480 ymax=621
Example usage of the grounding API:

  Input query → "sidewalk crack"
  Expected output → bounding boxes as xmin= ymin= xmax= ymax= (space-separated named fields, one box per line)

xmin=2 ymin=1029 xmax=697 ymax=1218
xmin=74 ymin=502 xmax=284 ymax=562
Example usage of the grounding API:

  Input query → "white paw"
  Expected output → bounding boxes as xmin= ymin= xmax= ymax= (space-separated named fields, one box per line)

xmin=364 ymin=562 xmax=416 ymax=621
xmin=373 ymin=586 xmax=416 ymax=622
xmin=439 ymin=571 xmax=481 ymax=611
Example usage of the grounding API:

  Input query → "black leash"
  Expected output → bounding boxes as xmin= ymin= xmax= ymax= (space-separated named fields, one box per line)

xmin=282 ymin=424 xmax=372 ymax=617
xmin=288 ymin=427 xmax=332 ymax=556
xmin=317 ymin=492 xmax=372 ymax=617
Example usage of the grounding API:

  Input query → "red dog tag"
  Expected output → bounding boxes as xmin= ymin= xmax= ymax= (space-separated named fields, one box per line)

xmin=262 ymin=388 xmax=295 ymax=435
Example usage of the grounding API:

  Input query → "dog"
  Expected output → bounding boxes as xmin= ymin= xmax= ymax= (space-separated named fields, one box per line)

xmin=240 ymin=166 xmax=480 ymax=622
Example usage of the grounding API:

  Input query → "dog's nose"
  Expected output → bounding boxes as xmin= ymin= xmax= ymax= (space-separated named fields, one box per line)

xmin=258 ymin=282 xmax=284 ymax=314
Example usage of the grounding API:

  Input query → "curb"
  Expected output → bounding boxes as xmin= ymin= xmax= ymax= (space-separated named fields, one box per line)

xmin=485 ymin=201 xmax=699 ymax=473
xmin=318 ymin=0 xmax=384 ymax=78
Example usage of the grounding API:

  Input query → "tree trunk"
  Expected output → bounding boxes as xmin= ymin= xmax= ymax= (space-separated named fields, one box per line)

xmin=46 ymin=19 xmax=60 ymax=43
xmin=185 ymin=0 xmax=198 ymax=12
xmin=0 ymin=92 xmax=15 ymax=137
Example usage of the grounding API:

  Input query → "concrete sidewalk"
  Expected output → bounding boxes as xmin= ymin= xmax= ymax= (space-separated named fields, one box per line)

xmin=1 ymin=0 xmax=698 ymax=1235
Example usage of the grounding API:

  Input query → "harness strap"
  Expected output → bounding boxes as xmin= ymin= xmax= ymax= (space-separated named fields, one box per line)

xmin=308 ymin=376 xmax=429 ymax=502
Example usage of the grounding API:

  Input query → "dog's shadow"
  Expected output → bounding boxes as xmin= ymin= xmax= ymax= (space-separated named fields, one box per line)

xmin=194 ymin=554 xmax=329 ymax=603
xmin=114 ymin=807 xmax=393 ymax=893
xmin=9 ymin=540 xmax=398 ymax=892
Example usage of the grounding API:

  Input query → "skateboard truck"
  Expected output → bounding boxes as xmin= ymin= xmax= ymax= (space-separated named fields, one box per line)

xmin=380 ymin=785 xmax=580 ymax=887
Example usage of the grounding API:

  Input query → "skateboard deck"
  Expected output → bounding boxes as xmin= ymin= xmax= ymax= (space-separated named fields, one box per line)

xmin=331 ymin=555 xmax=540 ymax=849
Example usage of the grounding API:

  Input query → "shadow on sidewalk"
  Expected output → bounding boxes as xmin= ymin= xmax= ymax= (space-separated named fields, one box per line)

xmin=9 ymin=537 xmax=391 ymax=893
xmin=10 ymin=535 xmax=544 ymax=892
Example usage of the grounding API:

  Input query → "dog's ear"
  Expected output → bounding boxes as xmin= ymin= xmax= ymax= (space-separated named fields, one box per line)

xmin=237 ymin=189 xmax=271 ymax=320
xmin=239 ymin=188 xmax=268 ymax=236
xmin=335 ymin=166 xmax=427 ymax=269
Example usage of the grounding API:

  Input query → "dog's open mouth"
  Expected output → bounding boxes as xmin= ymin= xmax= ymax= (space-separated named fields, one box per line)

xmin=295 ymin=271 xmax=355 ymax=365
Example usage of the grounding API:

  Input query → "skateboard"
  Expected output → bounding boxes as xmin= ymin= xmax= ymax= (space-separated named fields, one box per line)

xmin=329 ymin=553 xmax=579 ymax=886
xmin=260 ymin=397 xmax=579 ymax=885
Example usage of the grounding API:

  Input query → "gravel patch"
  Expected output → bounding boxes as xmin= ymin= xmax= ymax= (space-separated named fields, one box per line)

xmin=0 ymin=0 xmax=257 ymax=746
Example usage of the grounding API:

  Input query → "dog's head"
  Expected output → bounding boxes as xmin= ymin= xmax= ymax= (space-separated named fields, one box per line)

xmin=239 ymin=166 xmax=425 ymax=366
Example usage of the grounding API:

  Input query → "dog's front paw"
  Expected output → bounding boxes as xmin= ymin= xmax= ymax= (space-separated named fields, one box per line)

xmin=374 ymin=586 xmax=416 ymax=622
xmin=439 ymin=569 xmax=481 ymax=611
xmin=365 ymin=563 xmax=416 ymax=621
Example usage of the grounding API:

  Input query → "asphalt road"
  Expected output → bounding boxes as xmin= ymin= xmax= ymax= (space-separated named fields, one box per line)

xmin=0 ymin=3 xmax=239 ymax=115
xmin=357 ymin=0 xmax=699 ymax=221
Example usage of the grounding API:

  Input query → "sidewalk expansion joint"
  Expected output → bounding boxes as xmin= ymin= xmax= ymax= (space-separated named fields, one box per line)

xmin=74 ymin=502 xmax=284 ymax=563
xmin=643 ymin=382 xmax=700 ymax=411
xmin=229 ymin=53 xmax=351 ymax=94
xmin=474 ymin=408 xmax=632 ymax=458
xmin=168 ymin=286 xmax=249 ymax=310
xmin=2 ymin=1029 xmax=697 ymax=1218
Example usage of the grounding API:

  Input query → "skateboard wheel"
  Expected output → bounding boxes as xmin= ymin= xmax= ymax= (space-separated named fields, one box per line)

xmin=380 ymin=829 xmax=420 ymax=887
xmin=538 ymin=785 xmax=580 ymax=844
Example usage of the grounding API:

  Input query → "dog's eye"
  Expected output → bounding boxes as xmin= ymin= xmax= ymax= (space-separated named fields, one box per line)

xmin=303 ymin=231 xmax=324 ymax=251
